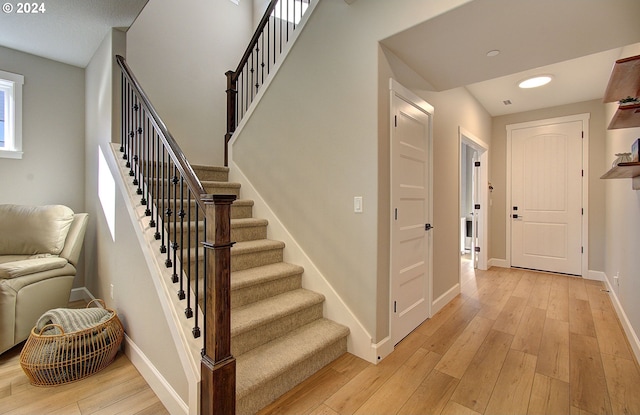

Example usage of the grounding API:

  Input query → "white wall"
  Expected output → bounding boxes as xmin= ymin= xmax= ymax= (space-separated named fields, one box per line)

xmin=125 ymin=0 xmax=254 ymax=166
xmin=85 ymin=29 xmax=189 ymax=403
xmin=603 ymin=44 xmax=640 ymax=355
xmin=232 ymin=0 xmax=473 ymax=342
xmin=0 ymin=45 xmax=86 ymax=285
xmin=416 ymin=87 xmax=492 ymax=298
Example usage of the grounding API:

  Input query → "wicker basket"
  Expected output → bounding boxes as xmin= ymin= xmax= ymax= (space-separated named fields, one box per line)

xmin=19 ymin=299 xmax=124 ymax=386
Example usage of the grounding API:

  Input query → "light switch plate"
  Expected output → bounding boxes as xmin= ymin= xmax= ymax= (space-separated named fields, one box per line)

xmin=354 ymin=196 xmax=363 ymax=213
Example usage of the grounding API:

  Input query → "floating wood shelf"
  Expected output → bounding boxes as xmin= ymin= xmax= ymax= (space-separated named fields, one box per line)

xmin=600 ymin=162 xmax=640 ymax=190
xmin=603 ymin=54 xmax=640 ymax=130
xmin=603 ymin=55 xmax=640 ymax=103
xmin=607 ymin=103 xmax=640 ymax=130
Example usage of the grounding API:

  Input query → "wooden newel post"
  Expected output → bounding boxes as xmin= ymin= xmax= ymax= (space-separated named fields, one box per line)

xmin=201 ymin=194 xmax=237 ymax=415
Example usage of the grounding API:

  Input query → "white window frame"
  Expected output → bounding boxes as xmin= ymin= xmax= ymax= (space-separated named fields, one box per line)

xmin=0 ymin=69 xmax=24 ymax=159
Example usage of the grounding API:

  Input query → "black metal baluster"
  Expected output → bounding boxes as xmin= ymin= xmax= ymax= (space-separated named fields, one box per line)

xmin=178 ymin=177 xmax=186 ymax=299
xmin=149 ymin=129 xmax=160 ymax=236
xmin=120 ymin=74 xmax=125 ymax=154
xmin=160 ymin=148 xmax=167 ymax=254
xmin=165 ymin=159 xmax=173 ymax=267
xmin=186 ymin=193 xmax=192 ymax=313
xmin=186 ymin=204 xmax=196 ymax=320
xmin=142 ymin=116 xmax=151 ymax=214
xmin=171 ymin=165 xmax=178 ymax=280
xmin=192 ymin=207 xmax=200 ymax=338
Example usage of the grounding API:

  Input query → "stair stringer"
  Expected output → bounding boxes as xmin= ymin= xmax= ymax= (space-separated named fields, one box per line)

xmin=228 ymin=160 xmax=386 ymax=364
xmin=109 ymin=143 xmax=203 ymax=415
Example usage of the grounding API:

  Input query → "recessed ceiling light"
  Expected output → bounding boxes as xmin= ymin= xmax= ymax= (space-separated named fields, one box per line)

xmin=486 ymin=50 xmax=500 ymax=57
xmin=518 ymin=75 xmax=553 ymax=89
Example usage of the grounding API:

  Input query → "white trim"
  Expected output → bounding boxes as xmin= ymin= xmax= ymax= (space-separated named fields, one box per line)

xmin=459 ymin=127 xmax=489 ymax=272
xmin=488 ymin=258 xmax=509 ymax=268
xmin=585 ymin=270 xmax=606 ymax=281
xmin=227 ymin=163 xmax=378 ymax=364
xmin=0 ymin=69 xmax=24 ymax=159
xmin=602 ymin=275 xmax=640 ymax=366
xmin=123 ymin=335 xmax=189 ymax=415
xmin=389 ymin=78 xmax=434 ymax=347
xmin=371 ymin=336 xmax=394 ymax=363
xmin=505 ymin=113 xmax=589 ymax=277
xmin=432 ymin=283 xmax=460 ymax=315
xmin=69 ymin=287 xmax=95 ymax=303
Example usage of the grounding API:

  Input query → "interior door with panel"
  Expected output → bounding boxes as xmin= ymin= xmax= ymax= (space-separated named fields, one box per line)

xmin=390 ymin=82 xmax=433 ymax=345
xmin=510 ymin=119 xmax=583 ymax=275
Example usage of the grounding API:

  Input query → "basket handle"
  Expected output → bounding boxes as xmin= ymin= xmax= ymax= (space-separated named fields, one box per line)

xmin=87 ymin=298 xmax=106 ymax=309
xmin=38 ymin=323 xmax=65 ymax=335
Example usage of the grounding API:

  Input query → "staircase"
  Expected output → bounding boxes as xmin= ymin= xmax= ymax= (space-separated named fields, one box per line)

xmin=186 ymin=165 xmax=349 ymax=414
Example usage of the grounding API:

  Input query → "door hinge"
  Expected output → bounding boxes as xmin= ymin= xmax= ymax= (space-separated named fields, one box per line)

xmin=394 ymin=208 xmax=398 ymax=220
xmin=581 ymin=208 xmax=584 ymax=215
xmin=581 ymin=170 xmax=584 ymax=177
xmin=581 ymin=246 xmax=584 ymax=254
xmin=394 ymin=301 xmax=397 ymax=313
xmin=475 ymin=246 xmax=481 ymax=252
xmin=475 ymin=204 xmax=481 ymax=210
xmin=394 ymin=115 xmax=397 ymax=127
xmin=582 ymin=131 xmax=584 ymax=138
xmin=474 ymin=161 xmax=481 ymax=167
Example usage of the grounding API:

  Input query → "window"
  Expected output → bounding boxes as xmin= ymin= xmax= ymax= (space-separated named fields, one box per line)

xmin=0 ymin=69 xmax=24 ymax=159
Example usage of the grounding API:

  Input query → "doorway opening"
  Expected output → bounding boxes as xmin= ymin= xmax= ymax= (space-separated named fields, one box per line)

xmin=459 ymin=128 xmax=488 ymax=281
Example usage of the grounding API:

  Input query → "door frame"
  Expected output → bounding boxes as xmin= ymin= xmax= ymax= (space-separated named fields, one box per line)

xmin=459 ymin=127 xmax=489 ymax=271
xmin=389 ymin=78 xmax=433 ymax=345
xmin=505 ymin=113 xmax=589 ymax=277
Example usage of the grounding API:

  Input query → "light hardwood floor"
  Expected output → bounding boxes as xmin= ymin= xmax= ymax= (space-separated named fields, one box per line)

xmin=258 ymin=261 xmax=640 ymax=415
xmin=0 ymin=301 xmax=169 ymax=415
xmin=2 ymin=264 xmax=639 ymax=415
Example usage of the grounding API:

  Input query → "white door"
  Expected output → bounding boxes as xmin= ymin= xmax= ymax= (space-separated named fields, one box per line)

xmin=510 ymin=120 xmax=583 ymax=275
xmin=390 ymin=82 xmax=433 ymax=345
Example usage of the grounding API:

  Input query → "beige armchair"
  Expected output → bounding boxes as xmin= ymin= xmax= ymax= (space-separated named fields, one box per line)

xmin=0 ymin=204 xmax=88 ymax=354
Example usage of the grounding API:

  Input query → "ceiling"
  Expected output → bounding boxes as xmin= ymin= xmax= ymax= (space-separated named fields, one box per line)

xmin=381 ymin=0 xmax=640 ymax=116
xmin=0 ymin=0 xmax=639 ymax=116
xmin=0 ymin=0 xmax=148 ymax=68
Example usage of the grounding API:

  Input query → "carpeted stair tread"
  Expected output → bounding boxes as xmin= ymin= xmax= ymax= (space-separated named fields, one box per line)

xmin=232 ymin=239 xmax=285 ymax=254
xmin=235 ymin=318 xmax=350 ymax=400
xmin=201 ymin=180 xmax=241 ymax=196
xmin=192 ymin=165 xmax=229 ymax=181
xmin=188 ymin=239 xmax=285 ymax=259
xmin=231 ymin=262 xmax=303 ymax=292
xmin=232 ymin=217 xmax=269 ymax=228
xmin=232 ymin=289 xmax=324 ymax=336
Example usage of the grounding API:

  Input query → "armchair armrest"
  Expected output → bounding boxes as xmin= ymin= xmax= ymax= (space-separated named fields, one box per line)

xmin=59 ymin=213 xmax=88 ymax=267
xmin=0 ymin=257 xmax=68 ymax=279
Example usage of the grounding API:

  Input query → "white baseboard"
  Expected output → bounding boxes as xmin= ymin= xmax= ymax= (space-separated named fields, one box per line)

xmin=69 ymin=287 xmax=94 ymax=302
xmin=432 ymin=283 xmax=460 ymax=315
xmin=371 ymin=336 xmax=394 ymax=364
xmin=586 ymin=270 xmax=606 ymax=281
xmin=123 ymin=335 xmax=189 ymax=415
xmin=601 ymin=276 xmax=640 ymax=366
xmin=488 ymin=258 xmax=509 ymax=268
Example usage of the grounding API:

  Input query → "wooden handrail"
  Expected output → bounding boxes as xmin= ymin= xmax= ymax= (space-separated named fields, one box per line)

xmin=229 ymin=0 xmax=281 ymax=83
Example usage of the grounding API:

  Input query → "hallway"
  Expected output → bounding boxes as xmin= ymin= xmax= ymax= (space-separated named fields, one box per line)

xmin=259 ymin=265 xmax=640 ymax=415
